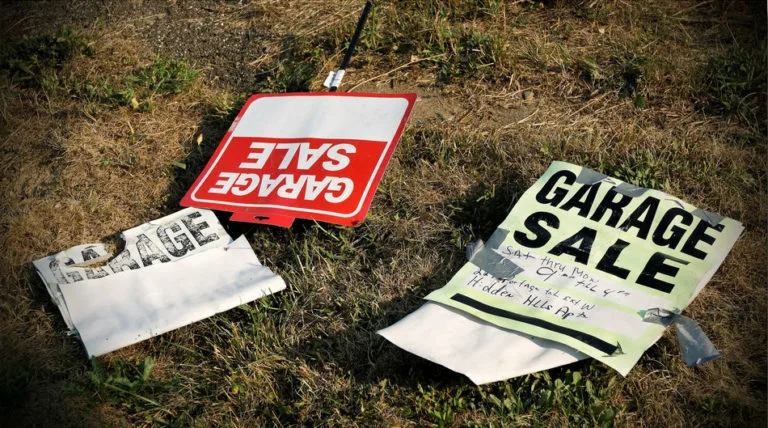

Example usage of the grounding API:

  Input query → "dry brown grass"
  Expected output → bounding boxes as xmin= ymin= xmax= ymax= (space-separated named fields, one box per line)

xmin=0 ymin=0 xmax=765 ymax=426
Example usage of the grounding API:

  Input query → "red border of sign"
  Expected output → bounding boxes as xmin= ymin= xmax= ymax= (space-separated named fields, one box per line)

xmin=180 ymin=92 xmax=417 ymax=227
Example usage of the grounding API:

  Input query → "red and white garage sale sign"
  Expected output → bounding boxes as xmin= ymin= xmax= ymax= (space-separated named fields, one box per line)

xmin=180 ymin=92 xmax=416 ymax=227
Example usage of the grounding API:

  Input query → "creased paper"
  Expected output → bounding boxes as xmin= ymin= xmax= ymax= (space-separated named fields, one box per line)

xmin=378 ymin=302 xmax=586 ymax=384
xmin=381 ymin=161 xmax=742 ymax=380
xmin=424 ymin=162 xmax=742 ymax=375
xmin=32 ymin=208 xmax=232 ymax=330
xmin=60 ymin=236 xmax=286 ymax=357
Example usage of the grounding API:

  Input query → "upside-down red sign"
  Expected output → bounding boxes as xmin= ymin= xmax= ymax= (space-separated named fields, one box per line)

xmin=181 ymin=92 xmax=416 ymax=227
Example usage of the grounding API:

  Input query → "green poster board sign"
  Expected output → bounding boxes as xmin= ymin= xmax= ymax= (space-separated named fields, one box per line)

xmin=426 ymin=161 xmax=743 ymax=375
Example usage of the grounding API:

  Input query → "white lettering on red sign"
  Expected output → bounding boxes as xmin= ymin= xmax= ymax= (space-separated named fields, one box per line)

xmin=209 ymin=173 xmax=353 ymax=203
xmin=237 ymin=142 xmax=356 ymax=171
xmin=206 ymin=141 xmax=357 ymax=202
xmin=180 ymin=92 xmax=416 ymax=227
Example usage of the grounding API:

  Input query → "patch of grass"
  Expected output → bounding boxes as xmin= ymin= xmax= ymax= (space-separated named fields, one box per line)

xmin=403 ymin=366 xmax=621 ymax=426
xmin=577 ymin=57 xmax=605 ymax=86
xmin=77 ymin=80 xmax=138 ymax=108
xmin=572 ymin=51 xmax=648 ymax=104
xmin=476 ymin=368 xmax=621 ymax=426
xmin=90 ymin=356 xmax=175 ymax=422
xmin=400 ymin=128 xmax=455 ymax=165
xmin=700 ymin=46 xmax=767 ymax=125
xmin=602 ymin=148 xmax=663 ymax=190
xmin=255 ymin=38 xmax=321 ymax=93
xmin=433 ymin=29 xmax=506 ymax=83
xmin=128 ymin=57 xmax=199 ymax=95
xmin=408 ymin=384 xmax=470 ymax=426
xmin=549 ymin=143 xmax=664 ymax=190
xmin=519 ymin=36 xmax=571 ymax=73
xmin=0 ymin=0 xmax=766 ymax=426
xmin=0 ymin=27 xmax=92 ymax=87
xmin=258 ymin=59 xmax=317 ymax=93
xmin=67 ymin=57 xmax=198 ymax=112
xmin=617 ymin=53 xmax=647 ymax=99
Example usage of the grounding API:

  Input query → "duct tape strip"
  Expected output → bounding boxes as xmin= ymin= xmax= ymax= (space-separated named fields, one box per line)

xmin=322 ymin=70 xmax=346 ymax=88
xmin=641 ymin=308 xmax=720 ymax=366
xmin=466 ymin=231 xmax=522 ymax=279
xmin=575 ymin=168 xmax=608 ymax=185
xmin=485 ymin=228 xmax=510 ymax=250
xmin=691 ymin=208 xmax=724 ymax=227
xmin=322 ymin=71 xmax=335 ymax=88
xmin=466 ymin=240 xmax=485 ymax=261
xmin=471 ymin=246 xmax=523 ymax=279
xmin=614 ymin=182 xmax=648 ymax=197
xmin=451 ymin=293 xmax=620 ymax=355
xmin=575 ymin=167 xmax=648 ymax=197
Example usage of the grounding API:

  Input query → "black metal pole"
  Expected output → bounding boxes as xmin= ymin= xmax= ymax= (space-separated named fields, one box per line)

xmin=330 ymin=1 xmax=373 ymax=92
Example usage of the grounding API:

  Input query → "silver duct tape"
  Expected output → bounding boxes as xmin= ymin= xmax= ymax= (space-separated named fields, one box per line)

xmin=576 ymin=167 xmax=649 ymax=197
xmin=674 ymin=315 xmax=721 ymax=366
xmin=691 ymin=208 xmax=724 ymax=227
xmin=467 ymin=241 xmax=523 ymax=279
xmin=614 ymin=182 xmax=648 ymax=197
xmin=485 ymin=228 xmax=510 ymax=250
xmin=575 ymin=168 xmax=608 ymax=185
xmin=641 ymin=308 xmax=720 ymax=366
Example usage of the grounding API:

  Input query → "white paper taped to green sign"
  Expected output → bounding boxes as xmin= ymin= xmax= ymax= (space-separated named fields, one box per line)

xmin=425 ymin=161 xmax=743 ymax=376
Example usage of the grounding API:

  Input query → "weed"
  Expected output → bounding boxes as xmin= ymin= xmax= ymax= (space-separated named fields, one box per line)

xmin=579 ymin=148 xmax=664 ymax=190
xmin=572 ymin=50 xmax=650 ymax=105
xmin=359 ymin=3 xmax=386 ymax=52
xmin=401 ymin=128 xmax=455 ymax=165
xmin=476 ymin=367 xmax=621 ymax=426
xmin=405 ymin=367 xmax=621 ymax=426
xmin=69 ymin=58 xmax=198 ymax=111
xmin=410 ymin=384 xmax=470 ymax=426
xmin=127 ymin=57 xmax=199 ymax=95
xmin=606 ymin=150 xmax=662 ymax=190
xmin=0 ymin=27 xmax=92 ymax=87
xmin=258 ymin=60 xmax=317 ymax=93
xmin=617 ymin=54 xmax=647 ymax=98
xmin=520 ymin=37 xmax=553 ymax=73
xmin=701 ymin=46 xmax=767 ymax=126
xmin=255 ymin=40 xmax=321 ymax=93
xmin=77 ymin=80 xmax=135 ymax=106
xmin=90 ymin=356 xmax=174 ymax=420
xmin=578 ymin=57 xmax=605 ymax=85
xmin=436 ymin=30 xmax=505 ymax=83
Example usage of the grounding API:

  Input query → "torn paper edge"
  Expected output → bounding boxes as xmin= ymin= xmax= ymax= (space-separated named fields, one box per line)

xmin=32 ymin=207 xmax=232 ymax=331
xmin=60 ymin=236 xmax=286 ymax=357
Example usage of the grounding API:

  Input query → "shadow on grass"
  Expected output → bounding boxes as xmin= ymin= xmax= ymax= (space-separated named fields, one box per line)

xmin=154 ymin=93 xmax=542 ymax=391
xmin=1 ymin=264 xmax=100 ymax=426
xmin=275 ymin=170 xmax=548 ymax=391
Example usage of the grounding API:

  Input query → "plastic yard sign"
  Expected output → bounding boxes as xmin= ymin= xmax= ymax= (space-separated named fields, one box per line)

xmin=181 ymin=92 xmax=416 ymax=227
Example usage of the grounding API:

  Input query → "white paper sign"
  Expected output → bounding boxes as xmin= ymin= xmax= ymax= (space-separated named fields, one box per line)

xmin=60 ymin=236 xmax=286 ymax=357
xmin=32 ymin=208 xmax=232 ymax=330
xmin=378 ymin=302 xmax=586 ymax=384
